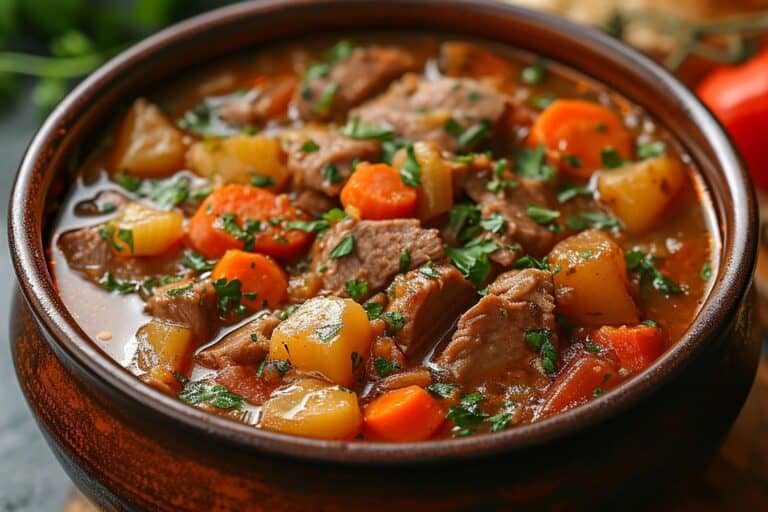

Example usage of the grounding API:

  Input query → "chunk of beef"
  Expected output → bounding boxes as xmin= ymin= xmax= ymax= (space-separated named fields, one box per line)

xmin=351 ymin=75 xmax=509 ymax=152
xmin=464 ymin=172 xmax=557 ymax=262
xmin=145 ymin=278 xmax=218 ymax=340
xmin=384 ymin=262 xmax=476 ymax=362
xmin=311 ymin=218 xmax=444 ymax=298
xmin=293 ymin=189 xmax=337 ymax=218
xmin=283 ymin=129 xmax=380 ymax=197
xmin=365 ymin=369 xmax=433 ymax=401
xmin=439 ymin=41 xmax=514 ymax=78
xmin=219 ymin=75 xmax=297 ymax=126
xmin=196 ymin=312 xmax=279 ymax=369
xmin=57 ymin=224 xmax=182 ymax=283
xmin=433 ymin=269 xmax=556 ymax=403
xmin=215 ymin=365 xmax=280 ymax=406
xmin=294 ymin=46 xmax=416 ymax=121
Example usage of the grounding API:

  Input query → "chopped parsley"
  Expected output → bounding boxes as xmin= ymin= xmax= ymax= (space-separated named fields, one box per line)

xmin=447 ymin=392 xmax=488 ymax=436
xmin=329 ymin=234 xmax=355 ymax=259
xmin=449 ymin=202 xmax=482 ymax=242
xmin=345 ymin=278 xmax=368 ymax=300
xmin=178 ymin=379 xmax=244 ymax=410
xmin=314 ymin=81 xmax=339 ymax=115
xmin=251 ymin=174 xmax=276 ymax=188
xmin=444 ymin=117 xmax=464 ymax=137
xmin=398 ymin=248 xmax=411 ymax=273
xmin=315 ymin=322 xmax=343 ymax=343
xmin=146 ymin=177 xmax=190 ymax=209
xmin=326 ymin=39 xmax=355 ymax=63
xmin=115 ymin=171 xmax=142 ymax=192
xmin=427 ymin=382 xmax=460 ymax=399
xmin=381 ymin=311 xmax=405 ymax=334
xmin=301 ymin=139 xmax=320 ymax=153
xmin=322 ymin=163 xmax=343 ymax=184
xmin=523 ymin=328 xmax=558 ymax=375
xmin=363 ymin=302 xmax=383 ymax=320
xmin=637 ymin=140 xmax=665 ymax=159
xmin=216 ymin=213 xmax=255 ymax=251
xmin=487 ymin=413 xmax=513 ymax=432
xmin=98 ymin=224 xmax=123 ymax=252
xmin=557 ymin=185 xmax=592 ymax=204
xmin=521 ymin=58 xmax=547 ymax=85
xmin=446 ymin=238 xmax=499 ymax=287
xmin=516 ymin=145 xmax=557 ymax=182
xmin=419 ymin=261 xmax=441 ymax=279
xmin=400 ymin=144 xmax=422 ymax=187
xmin=322 ymin=208 xmax=347 ymax=222
xmin=566 ymin=211 xmax=620 ymax=231
xmin=486 ymin=158 xmax=518 ymax=192
xmin=178 ymin=102 xmax=217 ymax=136
xmin=373 ymin=357 xmax=401 ymax=378
xmin=480 ymin=213 xmax=506 ymax=234
xmin=527 ymin=204 xmax=561 ymax=230
xmin=213 ymin=277 xmax=247 ymax=315
xmin=625 ymin=249 xmax=683 ymax=295
xmin=529 ymin=94 xmax=556 ymax=109
xmin=117 ymin=228 xmax=134 ymax=253
xmin=166 ymin=284 xmax=193 ymax=297
xmin=340 ymin=116 xmax=394 ymax=140
xmin=562 ymin=154 xmax=582 ymax=168
xmin=514 ymin=254 xmax=549 ymax=271
xmin=284 ymin=218 xmax=330 ymax=234
xmin=600 ymin=147 xmax=624 ymax=169
xmin=700 ymin=261 xmax=713 ymax=281
xmin=457 ymin=119 xmax=492 ymax=150
xmin=102 ymin=272 xmax=136 ymax=295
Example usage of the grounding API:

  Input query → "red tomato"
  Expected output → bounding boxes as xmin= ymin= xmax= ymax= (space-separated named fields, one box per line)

xmin=697 ymin=49 xmax=768 ymax=188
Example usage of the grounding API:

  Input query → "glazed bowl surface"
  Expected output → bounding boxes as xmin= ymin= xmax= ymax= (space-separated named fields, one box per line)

xmin=8 ymin=1 xmax=759 ymax=510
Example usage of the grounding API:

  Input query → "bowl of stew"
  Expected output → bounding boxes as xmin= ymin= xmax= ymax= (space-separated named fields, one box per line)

xmin=8 ymin=0 xmax=759 ymax=510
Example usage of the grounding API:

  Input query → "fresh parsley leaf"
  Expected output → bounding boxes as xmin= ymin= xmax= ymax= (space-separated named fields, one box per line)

xmin=363 ymin=302 xmax=383 ymax=320
xmin=340 ymin=116 xmax=394 ymax=140
xmin=102 ymin=272 xmax=136 ymax=295
xmin=345 ymin=278 xmax=368 ymax=300
xmin=527 ymin=204 xmax=560 ymax=225
xmin=314 ymin=81 xmax=339 ymax=115
xmin=444 ymin=117 xmax=464 ymax=137
xmin=624 ymin=249 xmax=683 ymax=295
xmin=117 ymin=228 xmax=134 ymax=253
xmin=480 ymin=213 xmax=506 ymax=234
xmin=166 ymin=284 xmax=193 ymax=297
xmin=562 ymin=154 xmax=582 ymax=168
xmin=284 ymin=218 xmax=330 ymax=234
xmin=178 ymin=102 xmax=218 ymax=136
xmin=427 ymin=383 xmax=460 ymax=399
xmin=600 ymin=147 xmax=624 ymax=169
xmin=449 ymin=202 xmax=481 ymax=242
xmin=251 ymin=174 xmax=275 ymax=188
xmin=447 ymin=393 xmax=489 ymax=435
xmin=115 ymin=171 xmax=141 ymax=192
xmin=557 ymin=185 xmax=592 ymax=204
xmin=315 ymin=322 xmax=343 ymax=343
xmin=523 ymin=328 xmax=558 ymax=375
xmin=446 ymin=238 xmax=499 ymax=287
xmin=381 ymin=311 xmax=405 ymax=333
xmin=458 ymin=119 xmax=492 ymax=150
xmin=213 ymin=277 xmax=247 ymax=315
xmin=98 ymin=224 xmax=123 ymax=252
xmin=521 ymin=58 xmax=547 ymax=85
xmin=322 ymin=163 xmax=343 ymax=184
xmin=637 ymin=140 xmax=665 ymax=159
xmin=178 ymin=380 xmax=244 ymax=409
xmin=373 ymin=356 xmax=401 ymax=378
xmin=529 ymin=94 xmax=556 ymax=109
xmin=322 ymin=208 xmax=347 ymax=222
xmin=146 ymin=177 xmax=189 ymax=209
xmin=487 ymin=413 xmax=512 ymax=432
xmin=400 ymin=144 xmax=421 ymax=187
xmin=566 ymin=211 xmax=619 ymax=231
xmin=514 ymin=254 xmax=549 ymax=270
xmin=326 ymin=39 xmax=355 ymax=63
xmin=700 ymin=261 xmax=713 ymax=281
xmin=419 ymin=261 xmax=441 ymax=279
xmin=329 ymin=234 xmax=355 ymax=259
xmin=517 ymin=145 xmax=557 ymax=182
xmin=398 ymin=248 xmax=411 ymax=274
xmin=216 ymin=213 xmax=254 ymax=251
xmin=301 ymin=139 xmax=320 ymax=153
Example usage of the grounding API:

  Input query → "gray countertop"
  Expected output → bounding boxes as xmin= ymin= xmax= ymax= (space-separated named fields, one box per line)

xmin=1 ymin=88 xmax=72 ymax=512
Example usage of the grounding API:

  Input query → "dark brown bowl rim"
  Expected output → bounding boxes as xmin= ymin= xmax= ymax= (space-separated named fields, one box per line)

xmin=8 ymin=0 xmax=757 ymax=465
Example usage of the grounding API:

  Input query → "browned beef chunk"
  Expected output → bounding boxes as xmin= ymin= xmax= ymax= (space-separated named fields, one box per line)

xmin=350 ymin=75 xmax=509 ymax=152
xmin=464 ymin=172 xmax=557 ymax=263
xmin=283 ymin=129 xmax=380 ymax=197
xmin=311 ymin=218 xmax=444 ymax=298
xmin=433 ymin=269 xmax=556 ymax=406
xmin=293 ymin=189 xmax=338 ymax=218
xmin=57 ymin=225 xmax=182 ymax=283
xmin=196 ymin=313 xmax=279 ymax=369
xmin=145 ymin=278 xmax=219 ymax=340
xmin=218 ymin=75 xmax=297 ymax=126
xmin=384 ymin=262 xmax=476 ymax=362
xmin=365 ymin=369 xmax=434 ymax=401
xmin=439 ymin=41 xmax=514 ymax=78
xmin=294 ymin=46 xmax=416 ymax=121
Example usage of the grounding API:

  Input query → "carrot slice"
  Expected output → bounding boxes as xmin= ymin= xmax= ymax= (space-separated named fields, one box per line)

xmin=528 ymin=99 xmax=633 ymax=178
xmin=591 ymin=324 xmax=666 ymax=373
xmin=340 ymin=163 xmax=418 ymax=220
xmin=540 ymin=354 xmax=622 ymax=417
xmin=211 ymin=250 xmax=288 ymax=311
xmin=363 ymin=385 xmax=445 ymax=441
xmin=188 ymin=185 xmax=313 ymax=260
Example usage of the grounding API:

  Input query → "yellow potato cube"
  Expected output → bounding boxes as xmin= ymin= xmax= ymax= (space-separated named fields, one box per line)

xmin=548 ymin=229 xmax=639 ymax=326
xmin=107 ymin=202 xmax=184 ymax=256
xmin=113 ymin=98 xmax=186 ymax=177
xmin=136 ymin=321 xmax=194 ymax=374
xmin=269 ymin=296 xmax=373 ymax=386
xmin=597 ymin=155 xmax=687 ymax=234
xmin=186 ymin=134 xmax=289 ymax=188
xmin=260 ymin=378 xmax=362 ymax=440
xmin=393 ymin=141 xmax=454 ymax=221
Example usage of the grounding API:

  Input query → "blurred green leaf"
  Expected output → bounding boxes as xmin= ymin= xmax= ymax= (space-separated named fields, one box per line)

xmin=33 ymin=76 xmax=67 ymax=117
xmin=0 ymin=0 xmax=20 ymax=40
xmin=20 ymin=0 xmax=85 ymax=36
xmin=0 ymin=71 xmax=19 ymax=107
xmin=133 ymin=0 xmax=179 ymax=30
xmin=50 ymin=30 xmax=94 ymax=58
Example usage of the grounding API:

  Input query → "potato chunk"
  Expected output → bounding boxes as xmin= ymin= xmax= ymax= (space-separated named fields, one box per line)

xmin=107 ymin=202 xmax=184 ymax=256
xmin=186 ymin=135 xmax=289 ymax=189
xmin=136 ymin=321 xmax=194 ymax=374
xmin=269 ymin=296 xmax=373 ymax=386
xmin=597 ymin=155 xmax=686 ymax=234
xmin=113 ymin=98 xmax=186 ymax=177
xmin=260 ymin=378 xmax=362 ymax=439
xmin=393 ymin=141 xmax=453 ymax=221
xmin=548 ymin=229 xmax=638 ymax=326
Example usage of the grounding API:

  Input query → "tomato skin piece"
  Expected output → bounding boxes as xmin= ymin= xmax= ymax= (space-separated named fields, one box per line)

xmin=187 ymin=185 xmax=313 ymax=260
xmin=697 ymin=49 xmax=768 ymax=188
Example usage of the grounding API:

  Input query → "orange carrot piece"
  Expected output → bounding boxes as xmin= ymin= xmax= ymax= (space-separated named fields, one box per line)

xmin=188 ymin=185 xmax=313 ymax=260
xmin=591 ymin=324 xmax=666 ymax=373
xmin=540 ymin=354 xmax=621 ymax=417
xmin=363 ymin=385 xmax=445 ymax=441
xmin=528 ymin=99 xmax=633 ymax=178
xmin=340 ymin=163 xmax=418 ymax=220
xmin=211 ymin=250 xmax=288 ymax=311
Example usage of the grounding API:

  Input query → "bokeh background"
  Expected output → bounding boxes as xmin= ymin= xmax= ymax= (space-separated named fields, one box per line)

xmin=2 ymin=1 xmax=768 ymax=510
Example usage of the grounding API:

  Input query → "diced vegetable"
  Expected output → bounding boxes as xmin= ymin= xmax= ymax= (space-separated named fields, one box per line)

xmin=597 ymin=155 xmax=687 ymax=233
xmin=539 ymin=354 xmax=621 ymax=417
xmin=363 ymin=385 xmax=445 ymax=441
xmin=268 ymin=296 xmax=373 ymax=386
xmin=528 ymin=99 xmax=633 ymax=177
xmin=187 ymin=185 xmax=314 ymax=260
xmin=136 ymin=321 xmax=194 ymax=375
xmin=548 ymin=229 xmax=639 ymax=326
xmin=106 ymin=202 xmax=184 ymax=256
xmin=340 ymin=162 xmax=418 ymax=219
xmin=591 ymin=324 xmax=666 ymax=372
xmin=112 ymin=98 xmax=186 ymax=178
xmin=186 ymin=134 xmax=289 ymax=189
xmin=211 ymin=250 xmax=288 ymax=311
xmin=393 ymin=141 xmax=454 ymax=221
xmin=260 ymin=378 xmax=362 ymax=439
